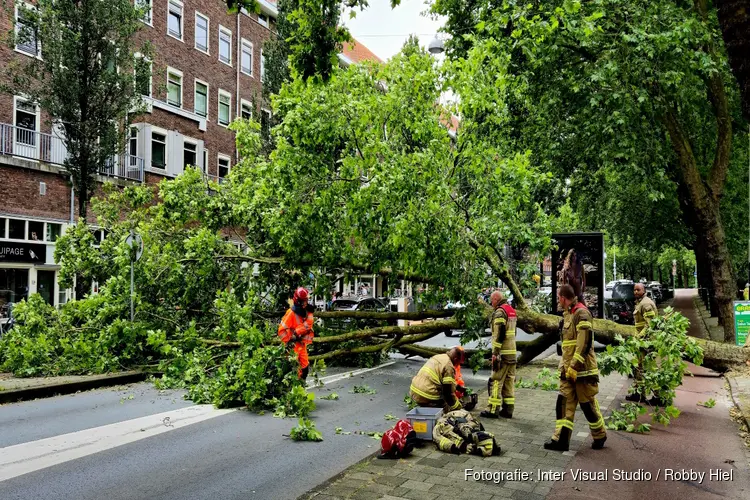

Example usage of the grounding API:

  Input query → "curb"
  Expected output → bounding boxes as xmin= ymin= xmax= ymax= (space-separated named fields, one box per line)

xmin=0 ymin=371 xmax=152 ymax=405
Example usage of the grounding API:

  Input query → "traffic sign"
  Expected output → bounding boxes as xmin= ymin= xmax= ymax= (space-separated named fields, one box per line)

xmin=125 ymin=232 xmax=143 ymax=261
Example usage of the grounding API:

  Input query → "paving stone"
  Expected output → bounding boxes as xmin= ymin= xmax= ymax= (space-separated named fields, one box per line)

xmin=416 ymin=458 xmax=449 ymax=469
xmin=398 ymin=471 xmax=430 ymax=482
xmin=389 ymin=487 xmax=410 ymax=497
xmin=350 ymin=490 xmax=382 ymax=500
xmin=401 ymin=490 xmax=439 ymax=500
xmin=347 ymin=472 xmax=377 ymax=481
xmin=373 ymin=476 xmax=408 ymax=488
xmin=512 ymin=490 xmax=544 ymax=500
xmin=533 ymin=484 xmax=552 ymax=496
xmin=421 ymin=475 xmax=455 ymax=487
xmin=323 ymin=486 xmax=357 ymax=498
xmin=400 ymin=480 xmax=432 ymax=492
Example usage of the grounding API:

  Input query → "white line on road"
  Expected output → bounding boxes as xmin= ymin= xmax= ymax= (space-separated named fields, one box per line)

xmin=0 ymin=405 xmax=236 ymax=483
xmin=311 ymin=361 xmax=397 ymax=387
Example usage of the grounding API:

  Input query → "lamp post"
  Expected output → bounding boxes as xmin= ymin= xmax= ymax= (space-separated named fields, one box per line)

xmin=428 ymin=35 xmax=445 ymax=55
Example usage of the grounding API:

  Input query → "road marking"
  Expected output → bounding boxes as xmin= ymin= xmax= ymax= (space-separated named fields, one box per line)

xmin=0 ymin=405 xmax=235 ymax=482
xmin=312 ymin=361 xmax=396 ymax=387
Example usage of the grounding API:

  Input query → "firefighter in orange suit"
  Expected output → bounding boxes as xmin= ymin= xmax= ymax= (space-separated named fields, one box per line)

xmin=278 ymin=287 xmax=315 ymax=380
xmin=544 ymin=284 xmax=607 ymax=452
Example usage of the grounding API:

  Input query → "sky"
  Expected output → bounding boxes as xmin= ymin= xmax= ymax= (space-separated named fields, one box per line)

xmin=342 ymin=0 xmax=447 ymax=62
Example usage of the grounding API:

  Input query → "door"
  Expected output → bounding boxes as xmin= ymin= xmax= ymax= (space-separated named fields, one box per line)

xmin=37 ymin=270 xmax=55 ymax=306
xmin=13 ymin=98 xmax=40 ymax=160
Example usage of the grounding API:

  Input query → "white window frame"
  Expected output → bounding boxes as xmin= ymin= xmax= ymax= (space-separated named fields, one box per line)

xmin=13 ymin=95 xmax=40 ymax=156
xmin=260 ymin=107 xmax=271 ymax=136
xmin=195 ymin=12 xmax=209 ymax=54
xmin=260 ymin=49 xmax=265 ymax=80
xmin=166 ymin=67 xmax=183 ymax=108
xmin=128 ymin=126 xmax=139 ymax=164
xmin=134 ymin=53 xmax=152 ymax=97
xmin=150 ymin=126 xmax=168 ymax=170
xmin=240 ymin=39 xmax=254 ymax=76
xmin=240 ymin=99 xmax=253 ymax=120
xmin=167 ymin=0 xmax=184 ymax=42
xmin=217 ymin=154 xmax=231 ymax=179
xmin=258 ymin=13 xmax=269 ymax=28
xmin=137 ymin=0 xmax=153 ymax=26
xmin=218 ymin=89 xmax=231 ymax=127
xmin=218 ymin=25 xmax=232 ymax=66
xmin=194 ymin=79 xmax=209 ymax=119
xmin=183 ymin=138 xmax=198 ymax=170
xmin=15 ymin=3 xmax=41 ymax=59
xmin=202 ymin=148 xmax=209 ymax=174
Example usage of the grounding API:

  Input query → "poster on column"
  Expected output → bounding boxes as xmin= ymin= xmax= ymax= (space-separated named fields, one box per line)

xmin=551 ymin=233 xmax=604 ymax=318
xmin=733 ymin=302 xmax=750 ymax=346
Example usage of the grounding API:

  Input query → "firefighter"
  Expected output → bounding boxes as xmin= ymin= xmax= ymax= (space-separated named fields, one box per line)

xmin=453 ymin=346 xmax=477 ymax=410
xmin=626 ymin=283 xmax=660 ymax=403
xmin=278 ymin=287 xmax=315 ymax=380
xmin=480 ymin=291 xmax=517 ymax=419
xmin=433 ymin=409 xmax=501 ymax=456
xmin=410 ymin=347 xmax=463 ymax=413
xmin=544 ymin=284 xmax=606 ymax=452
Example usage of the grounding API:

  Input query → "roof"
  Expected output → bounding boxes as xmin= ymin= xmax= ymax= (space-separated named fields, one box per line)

xmin=341 ymin=37 xmax=383 ymax=64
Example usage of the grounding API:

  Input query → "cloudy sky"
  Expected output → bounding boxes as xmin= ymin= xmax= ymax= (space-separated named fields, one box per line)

xmin=342 ymin=0 xmax=446 ymax=61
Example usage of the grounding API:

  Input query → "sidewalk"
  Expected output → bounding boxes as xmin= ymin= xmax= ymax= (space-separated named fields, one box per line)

xmin=303 ymin=290 xmax=750 ymax=500
xmin=303 ymin=361 xmax=628 ymax=500
xmin=0 ymin=371 xmax=149 ymax=404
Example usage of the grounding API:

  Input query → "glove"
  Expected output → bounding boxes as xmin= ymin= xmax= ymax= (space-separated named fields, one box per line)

xmin=456 ymin=385 xmax=466 ymax=399
xmin=491 ymin=355 xmax=499 ymax=372
xmin=565 ymin=366 xmax=578 ymax=382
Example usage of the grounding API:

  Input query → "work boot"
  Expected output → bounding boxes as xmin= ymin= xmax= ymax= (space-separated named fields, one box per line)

xmin=591 ymin=436 xmax=607 ymax=450
xmin=480 ymin=410 xmax=498 ymax=419
xmin=499 ymin=407 xmax=513 ymax=419
xmin=543 ymin=439 xmax=569 ymax=452
xmin=625 ymin=392 xmax=646 ymax=403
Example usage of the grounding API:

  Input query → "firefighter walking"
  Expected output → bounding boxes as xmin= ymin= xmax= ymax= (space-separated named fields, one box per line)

xmin=626 ymin=283 xmax=660 ymax=403
xmin=278 ymin=287 xmax=315 ymax=380
xmin=480 ymin=291 xmax=517 ymax=419
xmin=545 ymin=284 xmax=606 ymax=451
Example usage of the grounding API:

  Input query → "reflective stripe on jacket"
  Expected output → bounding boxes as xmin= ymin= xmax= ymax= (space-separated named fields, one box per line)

xmin=410 ymin=354 xmax=457 ymax=402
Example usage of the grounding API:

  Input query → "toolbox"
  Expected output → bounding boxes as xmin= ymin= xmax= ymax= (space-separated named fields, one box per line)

xmin=406 ymin=407 xmax=443 ymax=440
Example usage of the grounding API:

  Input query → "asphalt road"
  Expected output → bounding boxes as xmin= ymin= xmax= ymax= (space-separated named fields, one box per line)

xmin=0 ymin=360 xmax=491 ymax=500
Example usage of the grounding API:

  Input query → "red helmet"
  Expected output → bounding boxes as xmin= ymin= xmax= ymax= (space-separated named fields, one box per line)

xmin=293 ymin=287 xmax=310 ymax=303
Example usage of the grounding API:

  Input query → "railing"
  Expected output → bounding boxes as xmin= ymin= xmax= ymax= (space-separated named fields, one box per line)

xmin=0 ymin=122 xmax=68 ymax=165
xmin=203 ymin=172 xmax=227 ymax=184
xmin=0 ymin=122 xmax=144 ymax=182
xmin=101 ymin=155 xmax=145 ymax=182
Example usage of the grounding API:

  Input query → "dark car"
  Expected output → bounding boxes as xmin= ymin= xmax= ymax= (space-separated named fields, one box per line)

xmin=320 ymin=297 xmax=395 ymax=332
xmin=604 ymin=282 xmax=636 ymax=325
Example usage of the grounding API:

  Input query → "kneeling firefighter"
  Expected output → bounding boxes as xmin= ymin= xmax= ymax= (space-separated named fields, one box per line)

xmin=432 ymin=409 xmax=501 ymax=456
xmin=278 ymin=287 xmax=315 ymax=380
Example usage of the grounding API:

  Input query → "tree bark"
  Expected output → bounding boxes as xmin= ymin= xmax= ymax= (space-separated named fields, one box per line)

xmin=715 ymin=0 xmax=750 ymax=120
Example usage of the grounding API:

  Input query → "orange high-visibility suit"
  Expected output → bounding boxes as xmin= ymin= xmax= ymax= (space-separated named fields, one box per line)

xmin=278 ymin=307 xmax=314 ymax=378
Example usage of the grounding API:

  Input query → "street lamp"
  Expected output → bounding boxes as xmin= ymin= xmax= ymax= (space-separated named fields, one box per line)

xmin=428 ymin=35 xmax=445 ymax=55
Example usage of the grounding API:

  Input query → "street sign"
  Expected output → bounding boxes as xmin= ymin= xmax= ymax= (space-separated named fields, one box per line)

xmin=125 ymin=233 xmax=143 ymax=261
xmin=733 ymin=301 xmax=750 ymax=346
xmin=672 ymin=259 xmax=677 ymax=277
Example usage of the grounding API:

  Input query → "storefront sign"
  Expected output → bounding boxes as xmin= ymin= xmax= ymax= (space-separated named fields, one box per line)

xmin=0 ymin=242 xmax=46 ymax=263
xmin=733 ymin=301 xmax=750 ymax=346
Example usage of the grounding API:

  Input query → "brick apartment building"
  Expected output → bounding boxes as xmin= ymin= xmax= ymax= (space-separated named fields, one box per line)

xmin=0 ymin=0 xmax=379 ymax=317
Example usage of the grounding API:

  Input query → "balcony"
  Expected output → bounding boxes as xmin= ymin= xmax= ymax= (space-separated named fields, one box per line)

xmin=0 ymin=122 xmax=145 ymax=182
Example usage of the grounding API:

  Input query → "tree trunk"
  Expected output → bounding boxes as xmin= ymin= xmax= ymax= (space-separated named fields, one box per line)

xmin=715 ymin=0 xmax=750 ymax=120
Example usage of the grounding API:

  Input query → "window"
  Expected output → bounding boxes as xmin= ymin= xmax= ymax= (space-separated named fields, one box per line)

xmin=129 ymin=127 xmax=138 ymax=160
xmin=151 ymin=132 xmax=166 ymax=169
xmin=195 ymin=12 xmax=209 ymax=53
xmin=15 ymin=4 xmax=40 ymax=57
xmin=194 ymin=80 xmax=208 ymax=117
xmin=168 ymin=0 xmax=183 ymax=40
xmin=258 ymin=13 xmax=269 ymax=28
xmin=167 ymin=68 xmax=182 ymax=107
xmin=261 ymin=108 xmax=271 ymax=137
xmin=0 ymin=218 xmax=5 ymax=238
xmin=260 ymin=49 xmax=265 ymax=79
xmin=202 ymin=149 xmax=208 ymax=173
xmin=218 ymin=90 xmax=231 ymax=126
xmin=184 ymin=141 xmax=197 ymax=169
xmin=8 ymin=219 xmax=25 ymax=240
xmin=46 ymin=223 xmax=61 ymax=242
xmin=218 ymin=155 xmax=230 ymax=179
xmin=219 ymin=26 xmax=231 ymax=65
xmin=241 ymin=100 xmax=252 ymax=120
xmin=28 ymin=221 xmax=43 ymax=241
xmin=15 ymin=98 xmax=38 ymax=146
xmin=137 ymin=0 xmax=152 ymax=24
xmin=135 ymin=56 xmax=151 ymax=96
xmin=241 ymin=39 xmax=253 ymax=76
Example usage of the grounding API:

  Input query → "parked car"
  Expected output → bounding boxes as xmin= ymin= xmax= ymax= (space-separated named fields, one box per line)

xmin=604 ymin=281 xmax=636 ymax=325
xmin=319 ymin=297 xmax=395 ymax=332
xmin=646 ymin=281 xmax=663 ymax=303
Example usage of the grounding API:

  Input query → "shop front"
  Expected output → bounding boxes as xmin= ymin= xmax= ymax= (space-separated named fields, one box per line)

xmin=0 ymin=217 xmax=69 ymax=324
